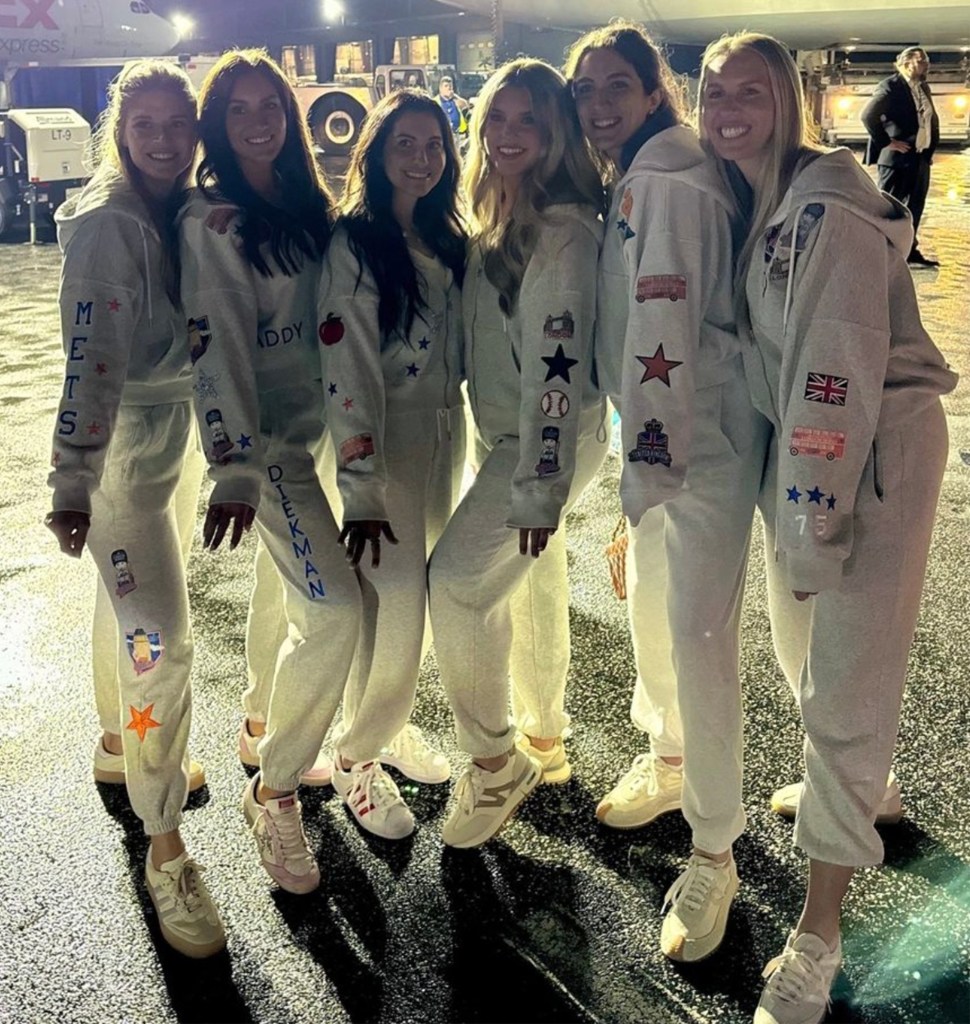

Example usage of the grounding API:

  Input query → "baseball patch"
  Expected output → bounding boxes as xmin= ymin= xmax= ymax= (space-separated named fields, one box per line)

xmin=540 ymin=390 xmax=570 ymax=419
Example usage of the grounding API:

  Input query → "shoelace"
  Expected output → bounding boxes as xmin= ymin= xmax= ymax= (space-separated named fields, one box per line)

xmin=389 ymin=723 xmax=432 ymax=762
xmin=662 ymin=859 xmax=718 ymax=914
xmin=762 ymin=945 xmax=829 ymax=1005
xmin=626 ymin=753 xmax=664 ymax=794
xmin=266 ymin=803 xmax=311 ymax=863
xmin=453 ymin=766 xmax=488 ymax=815
xmin=352 ymin=763 xmax=402 ymax=812
xmin=163 ymin=859 xmax=206 ymax=916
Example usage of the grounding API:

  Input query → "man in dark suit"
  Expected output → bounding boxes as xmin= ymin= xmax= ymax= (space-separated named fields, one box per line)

xmin=861 ymin=47 xmax=940 ymax=266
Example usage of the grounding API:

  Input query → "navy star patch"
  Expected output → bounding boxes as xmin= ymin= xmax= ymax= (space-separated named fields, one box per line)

xmin=328 ymin=382 xmax=337 ymax=396
xmin=787 ymin=485 xmax=802 ymax=503
xmin=826 ymin=494 xmax=837 ymax=510
xmin=419 ymin=337 xmax=430 ymax=350
xmin=616 ymin=219 xmax=635 ymax=241
xmin=236 ymin=434 xmax=252 ymax=449
xmin=541 ymin=344 xmax=579 ymax=384
xmin=406 ymin=363 xmax=420 ymax=377
xmin=807 ymin=485 xmax=824 ymax=504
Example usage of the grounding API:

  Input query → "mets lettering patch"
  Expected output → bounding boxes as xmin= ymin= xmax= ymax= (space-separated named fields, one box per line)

xmin=788 ymin=426 xmax=845 ymax=461
xmin=803 ymin=373 xmax=848 ymax=406
xmin=635 ymin=275 xmax=686 ymax=303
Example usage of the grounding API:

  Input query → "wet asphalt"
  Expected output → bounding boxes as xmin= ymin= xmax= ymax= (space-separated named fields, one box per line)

xmin=0 ymin=151 xmax=968 ymax=1024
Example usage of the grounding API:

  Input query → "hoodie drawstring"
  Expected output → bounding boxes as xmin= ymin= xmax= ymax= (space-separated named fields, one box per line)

xmin=781 ymin=205 xmax=801 ymax=337
xmin=137 ymin=221 xmax=154 ymax=324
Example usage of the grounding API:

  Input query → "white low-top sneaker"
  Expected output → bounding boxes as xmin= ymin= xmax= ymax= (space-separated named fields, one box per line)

xmin=596 ymin=752 xmax=683 ymax=828
xmin=332 ymin=759 xmax=415 ymax=840
xmin=770 ymin=773 xmax=902 ymax=824
xmin=755 ymin=930 xmax=842 ymax=1024
xmin=237 ymin=718 xmax=333 ymax=787
xmin=380 ymin=724 xmax=451 ymax=784
xmin=144 ymin=848 xmax=226 ymax=958
xmin=241 ymin=775 xmax=320 ymax=894
xmin=515 ymin=734 xmax=571 ymax=784
xmin=95 ymin=738 xmax=205 ymax=792
xmin=660 ymin=853 xmax=739 ymax=962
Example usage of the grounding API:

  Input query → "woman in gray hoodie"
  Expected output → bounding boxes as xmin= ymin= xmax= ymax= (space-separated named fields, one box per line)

xmin=700 ymin=32 xmax=956 ymax=1024
xmin=45 ymin=60 xmax=224 ymax=958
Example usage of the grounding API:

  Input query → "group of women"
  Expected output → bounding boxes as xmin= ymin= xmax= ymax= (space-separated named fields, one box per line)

xmin=44 ymin=21 xmax=955 ymax=1024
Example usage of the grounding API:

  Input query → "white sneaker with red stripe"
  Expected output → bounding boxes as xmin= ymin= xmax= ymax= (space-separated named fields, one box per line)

xmin=331 ymin=759 xmax=415 ymax=840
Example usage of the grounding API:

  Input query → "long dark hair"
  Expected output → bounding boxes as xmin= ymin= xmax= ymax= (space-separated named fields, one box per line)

xmin=196 ymin=49 xmax=333 ymax=276
xmin=339 ymin=90 xmax=465 ymax=339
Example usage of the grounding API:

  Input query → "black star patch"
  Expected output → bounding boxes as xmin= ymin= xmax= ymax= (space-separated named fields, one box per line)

xmin=541 ymin=344 xmax=579 ymax=384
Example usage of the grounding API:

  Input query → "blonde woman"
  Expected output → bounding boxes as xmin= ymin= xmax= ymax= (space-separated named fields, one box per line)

xmin=45 ymin=61 xmax=224 ymax=957
xmin=700 ymin=33 xmax=955 ymax=1022
xmin=429 ymin=58 xmax=608 ymax=848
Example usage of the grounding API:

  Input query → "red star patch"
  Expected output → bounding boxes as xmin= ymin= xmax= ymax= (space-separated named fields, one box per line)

xmin=87 ymin=421 xmax=102 ymax=435
xmin=107 ymin=298 xmax=121 ymax=312
xmin=636 ymin=344 xmax=683 ymax=387
xmin=342 ymin=397 xmax=354 ymax=411
xmin=127 ymin=703 xmax=161 ymax=742
xmin=96 ymin=363 xmax=108 ymax=376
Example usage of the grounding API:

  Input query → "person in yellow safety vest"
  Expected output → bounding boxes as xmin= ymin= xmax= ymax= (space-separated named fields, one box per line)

xmin=436 ymin=75 xmax=469 ymax=137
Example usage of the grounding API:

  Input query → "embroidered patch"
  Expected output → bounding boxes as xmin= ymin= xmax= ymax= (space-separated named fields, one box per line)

xmin=787 ymin=484 xmax=836 ymax=509
xmin=340 ymin=433 xmax=375 ymax=466
xmin=187 ymin=316 xmax=211 ymax=365
xmin=342 ymin=396 xmax=354 ymax=411
xmin=535 ymin=427 xmax=561 ymax=477
xmin=789 ymin=426 xmax=845 ymax=461
xmin=636 ymin=344 xmax=683 ymax=387
xmin=803 ymin=373 xmax=848 ymax=406
xmin=237 ymin=434 xmax=253 ymax=449
xmin=541 ymin=344 xmax=579 ymax=385
xmin=405 ymin=363 xmax=420 ymax=377
xmin=95 ymin=363 xmax=108 ymax=376
xmin=107 ymin=298 xmax=121 ymax=313
xmin=318 ymin=313 xmax=345 ymax=346
xmin=786 ymin=485 xmax=802 ymax=503
xmin=418 ymin=337 xmax=430 ymax=350
xmin=204 ymin=409 xmax=234 ymax=460
xmin=796 ymin=203 xmax=825 ymax=249
xmin=193 ymin=369 xmax=221 ymax=400
xmin=616 ymin=219 xmax=635 ymax=241
xmin=86 ymin=421 xmax=102 ymax=435
xmin=635 ymin=275 xmax=686 ymax=303
xmin=127 ymin=703 xmax=162 ymax=742
xmin=620 ymin=188 xmax=633 ymax=221
xmin=126 ymin=628 xmax=163 ymax=675
xmin=627 ymin=419 xmax=672 ymax=467
xmin=111 ymin=549 xmax=137 ymax=597
xmin=540 ymin=389 xmax=570 ymax=419
xmin=543 ymin=310 xmax=575 ymax=340
xmin=328 ymin=382 xmax=337 ymax=396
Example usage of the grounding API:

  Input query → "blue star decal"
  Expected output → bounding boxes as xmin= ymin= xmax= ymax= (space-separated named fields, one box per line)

xmin=237 ymin=434 xmax=253 ymax=449
xmin=787 ymin=485 xmax=802 ymax=503
xmin=826 ymin=494 xmax=837 ymax=510
xmin=807 ymin=485 xmax=824 ymax=504
xmin=541 ymin=343 xmax=579 ymax=384
xmin=328 ymin=382 xmax=337 ymax=396
xmin=418 ymin=337 xmax=430 ymax=350
xmin=406 ymin=363 xmax=420 ymax=377
xmin=616 ymin=219 xmax=636 ymax=241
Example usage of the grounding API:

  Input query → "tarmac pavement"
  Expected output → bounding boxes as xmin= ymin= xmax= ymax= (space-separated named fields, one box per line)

xmin=0 ymin=150 xmax=967 ymax=1024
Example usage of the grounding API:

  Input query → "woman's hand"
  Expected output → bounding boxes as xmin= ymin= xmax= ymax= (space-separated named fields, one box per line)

xmin=519 ymin=526 xmax=556 ymax=559
xmin=793 ymin=590 xmax=817 ymax=602
xmin=203 ymin=502 xmax=255 ymax=551
xmin=338 ymin=520 xmax=398 ymax=568
xmin=45 ymin=510 xmax=90 ymax=558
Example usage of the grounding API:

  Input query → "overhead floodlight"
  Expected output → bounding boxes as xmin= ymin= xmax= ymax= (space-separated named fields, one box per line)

xmin=171 ymin=13 xmax=195 ymax=38
xmin=322 ymin=0 xmax=345 ymax=21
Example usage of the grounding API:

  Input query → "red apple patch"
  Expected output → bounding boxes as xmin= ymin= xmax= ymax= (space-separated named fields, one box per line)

xmin=319 ymin=313 xmax=345 ymax=346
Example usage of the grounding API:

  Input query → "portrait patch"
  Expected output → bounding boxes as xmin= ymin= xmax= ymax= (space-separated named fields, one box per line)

xmin=627 ymin=418 xmax=672 ymax=467
xmin=543 ymin=311 xmax=575 ymax=340
xmin=126 ymin=628 xmax=163 ymax=675
xmin=635 ymin=275 xmax=687 ymax=303
xmin=339 ymin=433 xmax=375 ymax=466
xmin=803 ymin=373 xmax=848 ymax=406
xmin=540 ymin=390 xmax=570 ymax=419
xmin=535 ymin=427 xmax=561 ymax=477
xmin=111 ymin=549 xmax=137 ymax=597
xmin=187 ymin=315 xmax=211 ymax=365
xmin=788 ymin=426 xmax=845 ymax=461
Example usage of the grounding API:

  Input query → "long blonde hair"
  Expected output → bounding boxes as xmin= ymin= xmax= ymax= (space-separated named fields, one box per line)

xmin=463 ymin=58 xmax=604 ymax=315
xmin=698 ymin=33 xmax=824 ymax=285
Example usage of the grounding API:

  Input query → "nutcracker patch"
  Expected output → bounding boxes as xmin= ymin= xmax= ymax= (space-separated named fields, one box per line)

xmin=535 ymin=427 xmax=561 ymax=477
xmin=126 ymin=628 xmax=163 ymax=675
xmin=628 ymin=419 xmax=672 ymax=467
xmin=204 ymin=408 xmax=234 ymax=460
xmin=111 ymin=549 xmax=137 ymax=597
xmin=788 ymin=426 xmax=845 ymax=461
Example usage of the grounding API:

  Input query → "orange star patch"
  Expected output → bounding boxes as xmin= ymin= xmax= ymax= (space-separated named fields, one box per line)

xmin=127 ymin=703 xmax=162 ymax=742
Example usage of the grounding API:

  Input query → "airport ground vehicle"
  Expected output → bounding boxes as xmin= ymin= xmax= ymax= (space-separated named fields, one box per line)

xmin=0 ymin=107 xmax=88 ymax=237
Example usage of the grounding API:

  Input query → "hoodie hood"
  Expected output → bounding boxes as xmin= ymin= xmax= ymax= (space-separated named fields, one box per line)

xmin=774 ymin=148 xmax=914 ymax=254
xmin=56 ymin=170 xmax=159 ymax=250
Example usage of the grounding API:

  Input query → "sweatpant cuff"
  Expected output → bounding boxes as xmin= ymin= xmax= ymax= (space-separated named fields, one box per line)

xmin=456 ymin=726 xmax=517 ymax=760
xmin=144 ymin=814 xmax=183 ymax=837
xmin=261 ymin=774 xmax=300 ymax=794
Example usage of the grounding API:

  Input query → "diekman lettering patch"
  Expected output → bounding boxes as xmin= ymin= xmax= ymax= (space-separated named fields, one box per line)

xmin=636 ymin=275 xmax=686 ymax=303
xmin=803 ymin=372 xmax=848 ymax=406
xmin=789 ymin=426 xmax=845 ymax=461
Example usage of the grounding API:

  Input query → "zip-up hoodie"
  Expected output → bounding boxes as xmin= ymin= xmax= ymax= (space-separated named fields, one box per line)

xmin=743 ymin=148 xmax=958 ymax=593
xmin=318 ymin=224 xmax=463 ymax=522
xmin=48 ymin=171 xmax=190 ymax=515
xmin=597 ymin=124 xmax=740 ymax=526
xmin=463 ymin=202 xmax=604 ymax=529
xmin=179 ymin=192 xmax=324 ymax=511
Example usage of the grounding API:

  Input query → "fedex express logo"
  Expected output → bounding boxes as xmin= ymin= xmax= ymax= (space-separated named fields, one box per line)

xmin=0 ymin=0 xmax=59 ymax=30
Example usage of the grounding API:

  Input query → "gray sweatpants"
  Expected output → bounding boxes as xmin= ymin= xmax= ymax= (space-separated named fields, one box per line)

xmin=625 ymin=370 xmax=770 ymax=855
xmin=87 ymin=401 xmax=204 ymax=835
xmin=430 ymin=408 xmax=608 ymax=758
xmin=760 ymin=400 xmax=948 ymax=866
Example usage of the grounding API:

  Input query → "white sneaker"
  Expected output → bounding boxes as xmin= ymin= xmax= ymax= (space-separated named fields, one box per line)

xmin=380 ymin=724 xmax=451 ymax=784
xmin=771 ymin=773 xmax=902 ymax=824
xmin=94 ymin=738 xmax=206 ymax=792
xmin=241 ymin=775 xmax=320 ymax=894
xmin=660 ymin=853 xmax=739 ymax=962
xmin=596 ymin=752 xmax=683 ymax=829
xmin=237 ymin=718 xmax=333 ymax=787
xmin=755 ymin=931 xmax=842 ymax=1024
xmin=144 ymin=848 xmax=226 ymax=958
xmin=515 ymin=734 xmax=571 ymax=784
xmin=331 ymin=759 xmax=415 ymax=840
xmin=442 ymin=748 xmax=541 ymax=849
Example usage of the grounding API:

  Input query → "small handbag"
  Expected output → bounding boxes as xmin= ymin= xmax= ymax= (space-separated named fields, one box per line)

xmin=604 ymin=515 xmax=628 ymax=600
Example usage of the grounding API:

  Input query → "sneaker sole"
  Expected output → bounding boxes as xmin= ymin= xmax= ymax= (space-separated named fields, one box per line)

xmin=770 ymin=797 xmax=904 ymax=826
xmin=95 ymin=765 xmax=206 ymax=793
xmin=145 ymin=884 xmax=226 ymax=959
xmin=241 ymin=791 xmax=321 ymax=895
xmin=661 ymin=871 xmax=740 ymax=963
xmin=595 ymin=798 xmax=682 ymax=830
xmin=538 ymin=760 xmax=572 ymax=785
xmin=444 ymin=762 xmax=542 ymax=850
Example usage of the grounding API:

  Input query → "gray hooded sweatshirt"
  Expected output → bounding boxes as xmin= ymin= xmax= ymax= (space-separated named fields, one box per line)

xmin=49 ymin=172 xmax=190 ymax=515
xmin=744 ymin=148 xmax=957 ymax=593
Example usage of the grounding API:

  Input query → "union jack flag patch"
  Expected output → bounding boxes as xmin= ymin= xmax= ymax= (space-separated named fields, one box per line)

xmin=803 ymin=372 xmax=848 ymax=406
